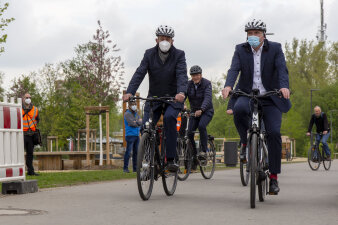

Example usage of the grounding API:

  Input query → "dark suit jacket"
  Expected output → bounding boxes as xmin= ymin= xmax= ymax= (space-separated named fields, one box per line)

xmin=225 ymin=39 xmax=291 ymax=113
xmin=126 ymin=45 xmax=188 ymax=109
xmin=187 ymin=78 xmax=214 ymax=113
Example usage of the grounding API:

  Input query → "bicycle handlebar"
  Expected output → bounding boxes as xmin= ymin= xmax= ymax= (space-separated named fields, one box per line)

xmin=229 ymin=89 xmax=282 ymax=99
xmin=129 ymin=96 xmax=176 ymax=102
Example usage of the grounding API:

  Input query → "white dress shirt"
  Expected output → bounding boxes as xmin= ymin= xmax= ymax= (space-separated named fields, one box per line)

xmin=251 ymin=44 xmax=266 ymax=94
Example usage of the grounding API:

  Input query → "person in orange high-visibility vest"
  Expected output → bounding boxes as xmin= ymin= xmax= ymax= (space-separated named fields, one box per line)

xmin=22 ymin=93 xmax=40 ymax=176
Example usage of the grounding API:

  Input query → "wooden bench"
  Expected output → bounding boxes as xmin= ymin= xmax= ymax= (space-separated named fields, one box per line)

xmin=33 ymin=152 xmax=101 ymax=170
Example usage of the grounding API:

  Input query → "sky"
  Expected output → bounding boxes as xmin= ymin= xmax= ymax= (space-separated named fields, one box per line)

xmin=0 ymin=0 xmax=337 ymax=97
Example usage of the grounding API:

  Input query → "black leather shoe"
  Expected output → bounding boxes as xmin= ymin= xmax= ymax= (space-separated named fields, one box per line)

xmin=27 ymin=172 xmax=40 ymax=176
xmin=269 ymin=178 xmax=280 ymax=195
xmin=166 ymin=161 xmax=179 ymax=173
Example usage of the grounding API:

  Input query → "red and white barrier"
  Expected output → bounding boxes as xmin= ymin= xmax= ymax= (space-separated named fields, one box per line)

xmin=0 ymin=97 xmax=25 ymax=182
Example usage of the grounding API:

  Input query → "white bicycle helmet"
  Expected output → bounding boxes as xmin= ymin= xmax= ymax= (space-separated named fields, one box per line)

xmin=245 ymin=19 xmax=266 ymax=32
xmin=155 ymin=25 xmax=175 ymax=38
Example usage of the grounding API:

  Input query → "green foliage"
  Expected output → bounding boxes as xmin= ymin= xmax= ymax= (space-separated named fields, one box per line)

xmin=0 ymin=2 xmax=14 ymax=54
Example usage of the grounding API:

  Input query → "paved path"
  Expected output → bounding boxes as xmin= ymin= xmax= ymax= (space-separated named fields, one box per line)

xmin=0 ymin=161 xmax=337 ymax=225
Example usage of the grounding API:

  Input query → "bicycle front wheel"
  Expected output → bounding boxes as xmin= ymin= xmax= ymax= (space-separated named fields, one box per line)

xmin=137 ymin=132 xmax=155 ymax=201
xmin=200 ymin=140 xmax=216 ymax=179
xmin=307 ymin=147 xmax=320 ymax=171
xmin=323 ymin=150 xmax=331 ymax=171
xmin=250 ymin=133 xmax=258 ymax=209
xmin=177 ymin=139 xmax=192 ymax=181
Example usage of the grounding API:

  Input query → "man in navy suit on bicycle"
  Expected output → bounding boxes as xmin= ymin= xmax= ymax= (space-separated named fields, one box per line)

xmin=222 ymin=19 xmax=291 ymax=194
xmin=122 ymin=25 xmax=188 ymax=172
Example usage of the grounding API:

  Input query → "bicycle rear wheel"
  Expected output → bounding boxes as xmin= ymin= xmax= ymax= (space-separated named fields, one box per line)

xmin=307 ymin=147 xmax=320 ymax=171
xmin=200 ymin=140 xmax=216 ymax=179
xmin=137 ymin=133 xmax=154 ymax=201
xmin=240 ymin=160 xmax=249 ymax=186
xmin=177 ymin=139 xmax=192 ymax=181
xmin=250 ymin=133 xmax=258 ymax=209
xmin=323 ymin=149 xmax=331 ymax=171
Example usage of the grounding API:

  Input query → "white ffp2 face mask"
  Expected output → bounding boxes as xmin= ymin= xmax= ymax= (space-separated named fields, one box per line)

xmin=131 ymin=105 xmax=137 ymax=111
xmin=25 ymin=98 xmax=31 ymax=105
xmin=159 ymin=40 xmax=171 ymax=52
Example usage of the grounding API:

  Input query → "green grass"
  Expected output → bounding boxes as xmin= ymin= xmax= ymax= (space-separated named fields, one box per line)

xmin=26 ymin=170 xmax=137 ymax=189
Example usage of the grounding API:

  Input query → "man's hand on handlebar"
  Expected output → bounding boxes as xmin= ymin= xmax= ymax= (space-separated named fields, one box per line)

xmin=222 ymin=86 xmax=232 ymax=99
xmin=226 ymin=109 xmax=233 ymax=115
xmin=279 ymin=88 xmax=290 ymax=99
xmin=306 ymin=132 xmax=311 ymax=136
xmin=122 ymin=93 xmax=133 ymax=102
xmin=323 ymin=131 xmax=328 ymax=135
xmin=195 ymin=110 xmax=202 ymax=117
xmin=175 ymin=93 xmax=185 ymax=103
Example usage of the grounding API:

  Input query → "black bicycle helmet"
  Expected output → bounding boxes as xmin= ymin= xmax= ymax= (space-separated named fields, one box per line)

xmin=190 ymin=65 xmax=202 ymax=75
xmin=155 ymin=25 xmax=175 ymax=38
xmin=245 ymin=19 xmax=266 ymax=32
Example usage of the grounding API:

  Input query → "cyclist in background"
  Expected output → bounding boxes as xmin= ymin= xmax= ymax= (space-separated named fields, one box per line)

xmin=306 ymin=106 xmax=331 ymax=160
xmin=186 ymin=65 xmax=214 ymax=170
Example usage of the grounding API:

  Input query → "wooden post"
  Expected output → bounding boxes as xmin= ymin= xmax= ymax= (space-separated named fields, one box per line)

xmin=77 ymin=131 xmax=80 ymax=152
xmin=94 ymin=130 xmax=97 ymax=152
xmin=106 ymin=110 xmax=110 ymax=165
xmin=86 ymin=112 xmax=90 ymax=167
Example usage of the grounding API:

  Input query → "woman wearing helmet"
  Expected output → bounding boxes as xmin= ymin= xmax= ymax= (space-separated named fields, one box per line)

xmin=186 ymin=65 xmax=214 ymax=170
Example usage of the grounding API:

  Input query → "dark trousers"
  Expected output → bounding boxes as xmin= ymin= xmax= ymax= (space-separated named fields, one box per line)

xmin=233 ymin=97 xmax=282 ymax=174
xmin=24 ymin=135 xmax=35 ymax=174
xmin=143 ymin=104 xmax=180 ymax=159
xmin=124 ymin=136 xmax=139 ymax=170
xmin=188 ymin=112 xmax=213 ymax=157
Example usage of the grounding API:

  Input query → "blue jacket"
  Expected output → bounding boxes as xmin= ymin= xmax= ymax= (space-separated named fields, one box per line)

xmin=187 ymin=78 xmax=214 ymax=113
xmin=124 ymin=110 xmax=141 ymax=137
xmin=126 ymin=45 xmax=188 ymax=109
xmin=225 ymin=39 xmax=291 ymax=113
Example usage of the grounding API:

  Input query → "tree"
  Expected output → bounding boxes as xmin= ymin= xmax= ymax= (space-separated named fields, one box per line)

xmin=63 ymin=20 xmax=125 ymax=105
xmin=0 ymin=2 xmax=14 ymax=54
xmin=8 ymin=74 xmax=42 ymax=106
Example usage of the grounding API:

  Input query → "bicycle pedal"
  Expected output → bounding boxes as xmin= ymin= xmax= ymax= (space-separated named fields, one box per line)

xmin=184 ymin=169 xmax=187 ymax=174
xmin=268 ymin=191 xmax=278 ymax=196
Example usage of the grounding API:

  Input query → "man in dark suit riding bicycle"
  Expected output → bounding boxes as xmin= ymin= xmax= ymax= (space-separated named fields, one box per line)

xmin=123 ymin=25 xmax=188 ymax=172
xmin=222 ymin=19 xmax=291 ymax=195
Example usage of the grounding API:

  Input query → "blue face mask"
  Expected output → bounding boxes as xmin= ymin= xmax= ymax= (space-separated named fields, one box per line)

xmin=247 ymin=36 xmax=261 ymax=48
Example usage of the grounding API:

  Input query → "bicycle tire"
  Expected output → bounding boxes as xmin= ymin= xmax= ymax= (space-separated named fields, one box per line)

xmin=323 ymin=149 xmax=331 ymax=171
xmin=250 ymin=133 xmax=258 ymax=209
xmin=240 ymin=160 xmax=249 ymax=186
xmin=307 ymin=147 xmax=320 ymax=171
xmin=137 ymin=132 xmax=155 ymax=201
xmin=177 ymin=139 xmax=192 ymax=181
xmin=200 ymin=140 xmax=216 ymax=179
xmin=162 ymin=135 xmax=178 ymax=196
xmin=258 ymin=140 xmax=267 ymax=202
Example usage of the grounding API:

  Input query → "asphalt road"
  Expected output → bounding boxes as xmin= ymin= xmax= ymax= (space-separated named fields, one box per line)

xmin=0 ymin=161 xmax=337 ymax=225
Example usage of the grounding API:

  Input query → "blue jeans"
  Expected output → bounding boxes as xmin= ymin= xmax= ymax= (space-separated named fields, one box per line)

xmin=316 ymin=132 xmax=331 ymax=157
xmin=124 ymin=136 xmax=139 ymax=170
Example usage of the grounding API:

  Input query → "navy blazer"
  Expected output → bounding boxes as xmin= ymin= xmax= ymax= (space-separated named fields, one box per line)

xmin=224 ymin=39 xmax=291 ymax=113
xmin=126 ymin=45 xmax=188 ymax=109
xmin=187 ymin=78 xmax=214 ymax=113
